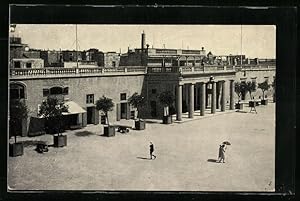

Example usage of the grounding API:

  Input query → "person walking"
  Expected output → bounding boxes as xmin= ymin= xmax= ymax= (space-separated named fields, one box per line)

xmin=218 ymin=144 xmax=226 ymax=163
xmin=149 ymin=142 xmax=156 ymax=159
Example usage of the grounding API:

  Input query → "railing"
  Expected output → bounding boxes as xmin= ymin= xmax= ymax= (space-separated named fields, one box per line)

xmin=10 ymin=66 xmax=147 ymax=78
xmin=10 ymin=64 xmax=275 ymax=78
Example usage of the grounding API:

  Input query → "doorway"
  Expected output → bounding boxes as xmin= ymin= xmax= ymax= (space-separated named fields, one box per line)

xmin=87 ymin=107 xmax=94 ymax=124
xmin=121 ymin=103 xmax=127 ymax=119
xmin=150 ymin=101 xmax=157 ymax=117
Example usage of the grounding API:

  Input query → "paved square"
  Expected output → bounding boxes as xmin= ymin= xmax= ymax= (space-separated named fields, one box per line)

xmin=8 ymin=103 xmax=275 ymax=191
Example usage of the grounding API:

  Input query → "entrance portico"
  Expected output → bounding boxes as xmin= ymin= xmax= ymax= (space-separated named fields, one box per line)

xmin=176 ymin=77 xmax=235 ymax=121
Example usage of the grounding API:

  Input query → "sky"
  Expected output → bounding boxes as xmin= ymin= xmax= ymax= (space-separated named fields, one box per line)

xmin=12 ymin=24 xmax=276 ymax=59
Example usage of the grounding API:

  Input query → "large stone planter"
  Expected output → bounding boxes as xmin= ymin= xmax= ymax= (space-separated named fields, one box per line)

xmin=162 ymin=115 xmax=173 ymax=124
xmin=54 ymin=135 xmax=67 ymax=147
xmin=235 ymin=103 xmax=243 ymax=110
xmin=104 ymin=125 xmax=115 ymax=137
xmin=261 ymin=99 xmax=268 ymax=105
xmin=135 ymin=120 xmax=146 ymax=130
xmin=9 ymin=142 xmax=24 ymax=157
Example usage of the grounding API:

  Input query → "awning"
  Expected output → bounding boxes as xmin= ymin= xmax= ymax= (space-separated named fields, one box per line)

xmin=62 ymin=101 xmax=86 ymax=115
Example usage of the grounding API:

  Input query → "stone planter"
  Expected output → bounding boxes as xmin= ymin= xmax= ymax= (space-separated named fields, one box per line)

xmin=162 ymin=115 xmax=173 ymax=124
xmin=104 ymin=125 xmax=115 ymax=137
xmin=9 ymin=142 xmax=24 ymax=157
xmin=54 ymin=135 xmax=67 ymax=147
xmin=235 ymin=103 xmax=243 ymax=110
xmin=261 ymin=99 xmax=268 ymax=105
xmin=135 ymin=120 xmax=146 ymax=130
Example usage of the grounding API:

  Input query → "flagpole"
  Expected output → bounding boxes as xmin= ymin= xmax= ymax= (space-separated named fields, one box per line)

xmin=76 ymin=24 xmax=78 ymax=68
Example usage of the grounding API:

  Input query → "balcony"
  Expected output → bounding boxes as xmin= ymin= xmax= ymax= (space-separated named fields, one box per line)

xmin=10 ymin=66 xmax=147 ymax=79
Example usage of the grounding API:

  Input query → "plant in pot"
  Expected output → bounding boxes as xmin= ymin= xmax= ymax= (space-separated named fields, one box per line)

xmin=245 ymin=81 xmax=257 ymax=107
xmin=234 ymin=82 xmax=245 ymax=110
xmin=9 ymin=99 xmax=28 ymax=157
xmin=158 ymin=90 xmax=175 ymax=124
xmin=39 ymin=96 xmax=69 ymax=147
xmin=128 ymin=92 xmax=146 ymax=130
xmin=96 ymin=95 xmax=115 ymax=137
xmin=258 ymin=80 xmax=270 ymax=105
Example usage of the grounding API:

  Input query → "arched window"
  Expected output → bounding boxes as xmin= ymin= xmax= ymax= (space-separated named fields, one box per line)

xmin=50 ymin=87 xmax=63 ymax=95
xmin=43 ymin=86 xmax=69 ymax=97
xmin=10 ymin=83 xmax=25 ymax=100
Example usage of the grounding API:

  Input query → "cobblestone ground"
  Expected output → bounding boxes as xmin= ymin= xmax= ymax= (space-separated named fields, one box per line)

xmin=8 ymin=103 xmax=275 ymax=191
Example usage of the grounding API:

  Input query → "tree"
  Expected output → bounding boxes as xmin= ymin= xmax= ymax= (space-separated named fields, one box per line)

xmin=258 ymin=80 xmax=270 ymax=100
xmin=128 ymin=92 xmax=146 ymax=120
xmin=96 ymin=95 xmax=114 ymax=125
xmin=39 ymin=96 xmax=68 ymax=136
xmin=9 ymin=99 xmax=28 ymax=143
xmin=158 ymin=90 xmax=175 ymax=116
xmin=234 ymin=82 xmax=246 ymax=103
xmin=245 ymin=81 xmax=256 ymax=99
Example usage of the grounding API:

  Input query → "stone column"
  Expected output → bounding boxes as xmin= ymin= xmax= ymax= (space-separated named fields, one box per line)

xmin=176 ymin=84 xmax=183 ymax=121
xmin=211 ymin=81 xmax=216 ymax=114
xmin=200 ymin=82 xmax=206 ymax=116
xmin=188 ymin=83 xmax=194 ymax=118
xmin=195 ymin=84 xmax=198 ymax=110
xmin=229 ymin=80 xmax=235 ymax=110
xmin=221 ymin=81 xmax=226 ymax=111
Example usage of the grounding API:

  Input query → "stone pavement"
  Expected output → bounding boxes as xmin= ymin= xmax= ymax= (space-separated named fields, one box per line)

xmin=8 ymin=103 xmax=275 ymax=191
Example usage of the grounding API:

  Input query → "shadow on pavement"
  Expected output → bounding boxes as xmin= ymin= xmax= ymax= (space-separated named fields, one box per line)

xmin=75 ymin=131 xmax=95 ymax=137
xmin=22 ymin=140 xmax=47 ymax=147
xmin=207 ymin=159 xmax=219 ymax=163
xmin=235 ymin=110 xmax=248 ymax=113
xmin=136 ymin=156 xmax=151 ymax=160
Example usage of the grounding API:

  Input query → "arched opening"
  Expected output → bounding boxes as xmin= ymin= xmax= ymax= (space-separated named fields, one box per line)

xmin=10 ymin=83 xmax=26 ymax=100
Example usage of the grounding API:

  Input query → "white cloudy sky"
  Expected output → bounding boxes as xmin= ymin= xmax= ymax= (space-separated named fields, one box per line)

xmin=12 ymin=24 xmax=276 ymax=59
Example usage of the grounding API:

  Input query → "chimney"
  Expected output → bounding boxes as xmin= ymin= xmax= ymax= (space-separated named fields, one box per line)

xmin=141 ymin=31 xmax=145 ymax=50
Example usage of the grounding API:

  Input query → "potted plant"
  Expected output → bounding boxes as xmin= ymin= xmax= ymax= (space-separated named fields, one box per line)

xmin=234 ymin=82 xmax=244 ymax=110
xmin=96 ymin=95 xmax=115 ymax=137
xmin=258 ymin=80 xmax=271 ymax=105
xmin=39 ymin=96 xmax=69 ymax=147
xmin=245 ymin=81 xmax=257 ymax=107
xmin=158 ymin=90 xmax=175 ymax=124
xmin=9 ymin=99 xmax=28 ymax=157
xmin=128 ymin=92 xmax=146 ymax=130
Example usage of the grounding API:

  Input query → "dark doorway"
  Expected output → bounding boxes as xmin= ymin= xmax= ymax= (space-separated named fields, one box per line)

xmin=121 ymin=103 xmax=127 ymax=119
xmin=150 ymin=101 xmax=157 ymax=117
xmin=87 ymin=107 xmax=93 ymax=124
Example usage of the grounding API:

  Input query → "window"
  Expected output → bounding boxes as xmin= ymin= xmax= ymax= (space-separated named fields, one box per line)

xmin=151 ymin=89 xmax=157 ymax=94
xmin=14 ymin=61 xmax=21 ymax=68
xmin=62 ymin=87 xmax=69 ymax=95
xmin=86 ymin=94 xmax=94 ymax=104
xmin=120 ymin=93 xmax=126 ymax=101
xmin=130 ymin=111 xmax=135 ymax=119
xmin=43 ymin=89 xmax=50 ymax=97
xmin=43 ymin=86 xmax=69 ymax=97
xmin=50 ymin=87 xmax=63 ymax=95
xmin=100 ymin=115 xmax=106 ymax=124
xmin=10 ymin=84 xmax=25 ymax=99
xmin=26 ymin=62 xmax=32 ymax=68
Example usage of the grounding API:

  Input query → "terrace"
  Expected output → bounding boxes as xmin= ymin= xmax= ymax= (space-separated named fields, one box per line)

xmin=9 ymin=64 xmax=275 ymax=79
